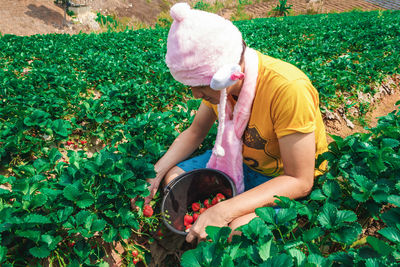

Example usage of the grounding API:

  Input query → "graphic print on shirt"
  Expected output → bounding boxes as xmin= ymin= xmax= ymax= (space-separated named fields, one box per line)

xmin=243 ymin=125 xmax=281 ymax=176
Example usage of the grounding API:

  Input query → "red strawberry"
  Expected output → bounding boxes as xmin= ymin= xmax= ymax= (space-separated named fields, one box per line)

xmin=132 ymin=257 xmax=140 ymax=264
xmin=193 ymin=213 xmax=199 ymax=222
xmin=199 ymin=207 xmax=206 ymax=214
xmin=67 ymin=242 xmax=75 ymax=248
xmin=80 ymin=140 xmax=87 ymax=145
xmin=66 ymin=141 xmax=74 ymax=145
xmin=156 ymin=229 xmax=163 ymax=237
xmin=212 ymin=197 xmax=218 ymax=205
xmin=191 ymin=202 xmax=200 ymax=212
xmin=74 ymin=145 xmax=78 ymax=149
xmin=143 ymin=205 xmax=153 ymax=217
xmin=184 ymin=214 xmax=193 ymax=226
xmin=132 ymin=250 xmax=139 ymax=257
xmin=216 ymin=193 xmax=226 ymax=200
xmin=32 ymin=133 xmax=36 ymax=137
xmin=204 ymin=199 xmax=211 ymax=208
xmin=186 ymin=224 xmax=192 ymax=230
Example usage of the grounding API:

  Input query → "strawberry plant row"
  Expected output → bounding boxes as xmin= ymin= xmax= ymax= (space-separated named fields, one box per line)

xmin=1 ymin=11 xmax=399 ymax=168
xmin=181 ymin=104 xmax=400 ymax=266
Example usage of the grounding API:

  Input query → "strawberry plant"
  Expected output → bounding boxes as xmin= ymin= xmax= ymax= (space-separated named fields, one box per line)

xmin=181 ymin=105 xmax=400 ymax=266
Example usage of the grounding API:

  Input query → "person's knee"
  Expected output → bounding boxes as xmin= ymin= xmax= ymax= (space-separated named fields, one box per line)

xmin=228 ymin=213 xmax=258 ymax=241
xmin=163 ymin=166 xmax=185 ymax=187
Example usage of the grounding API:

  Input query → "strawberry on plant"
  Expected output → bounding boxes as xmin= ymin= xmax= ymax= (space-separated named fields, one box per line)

xmin=132 ymin=257 xmax=140 ymax=265
xmin=80 ymin=140 xmax=87 ymax=145
xmin=192 ymin=202 xmax=200 ymax=212
xmin=143 ymin=205 xmax=153 ymax=217
xmin=184 ymin=214 xmax=193 ymax=226
xmin=132 ymin=249 xmax=139 ymax=257
xmin=68 ymin=242 xmax=75 ymax=248
xmin=66 ymin=141 xmax=74 ymax=145
xmin=156 ymin=229 xmax=163 ymax=237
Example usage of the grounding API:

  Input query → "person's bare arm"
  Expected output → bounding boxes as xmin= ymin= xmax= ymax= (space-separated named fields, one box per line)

xmin=144 ymin=102 xmax=217 ymax=204
xmin=186 ymin=131 xmax=316 ymax=242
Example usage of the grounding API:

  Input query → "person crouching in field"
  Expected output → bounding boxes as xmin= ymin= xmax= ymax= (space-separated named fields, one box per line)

xmin=144 ymin=3 xmax=328 ymax=244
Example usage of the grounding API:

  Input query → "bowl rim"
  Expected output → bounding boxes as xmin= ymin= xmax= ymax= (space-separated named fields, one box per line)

xmin=161 ymin=168 xmax=236 ymax=236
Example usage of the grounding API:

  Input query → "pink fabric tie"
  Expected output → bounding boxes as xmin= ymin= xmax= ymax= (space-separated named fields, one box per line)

xmin=206 ymin=48 xmax=259 ymax=193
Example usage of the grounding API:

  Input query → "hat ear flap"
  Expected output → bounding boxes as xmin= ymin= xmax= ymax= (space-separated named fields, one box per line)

xmin=210 ymin=64 xmax=245 ymax=91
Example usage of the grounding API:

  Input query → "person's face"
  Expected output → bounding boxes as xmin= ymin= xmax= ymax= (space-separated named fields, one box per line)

xmin=190 ymin=85 xmax=221 ymax=104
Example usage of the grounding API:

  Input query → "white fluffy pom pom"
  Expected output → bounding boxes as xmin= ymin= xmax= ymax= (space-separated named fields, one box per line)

xmin=170 ymin=3 xmax=191 ymax=22
xmin=215 ymin=145 xmax=225 ymax=157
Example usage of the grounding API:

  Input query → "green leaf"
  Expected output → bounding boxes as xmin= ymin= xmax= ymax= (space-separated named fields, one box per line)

xmin=287 ymin=248 xmax=306 ymax=266
xmin=73 ymin=241 xmax=91 ymax=260
xmin=310 ymin=189 xmax=327 ymax=201
xmin=256 ymin=207 xmax=276 ymax=224
xmin=52 ymin=119 xmax=71 ymax=137
xmin=103 ymin=227 xmax=118 ymax=242
xmin=29 ymin=246 xmax=50 ymax=258
xmin=241 ymin=217 xmax=271 ymax=240
xmin=336 ymin=210 xmax=357 ymax=223
xmin=63 ymin=184 xmax=80 ymax=202
xmin=33 ymin=158 xmax=50 ymax=173
xmin=48 ymin=148 xmax=62 ymax=164
xmin=206 ymin=226 xmax=231 ymax=243
xmin=41 ymin=235 xmax=62 ymax=250
xmin=181 ymin=248 xmax=202 ymax=267
xmin=76 ymin=192 xmax=94 ymax=208
xmin=317 ymin=203 xmax=337 ymax=229
xmin=0 ymin=246 xmax=7 ymax=262
xmin=92 ymin=219 xmax=106 ymax=232
xmin=331 ymin=223 xmax=362 ymax=245
xmin=302 ymin=227 xmax=324 ymax=242
xmin=263 ymin=254 xmax=293 ymax=267
xmin=307 ymin=253 xmax=331 ymax=266
xmin=119 ymin=227 xmax=131 ymax=239
xmin=15 ymin=230 xmax=41 ymax=242
xmin=75 ymin=210 xmax=91 ymax=225
xmin=25 ymin=214 xmax=51 ymax=224
xmin=366 ymin=236 xmax=394 ymax=256
xmin=388 ymin=195 xmax=400 ymax=206
xmin=381 ymin=138 xmax=400 ymax=148
xmin=322 ymin=180 xmax=341 ymax=200
xmin=259 ymin=238 xmax=273 ymax=261
xmin=378 ymin=227 xmax=400 ymax=243
xmin=30 ymin=193 xmax=48 ymax=209
xmin=276 ymin=208 xmax=297 ymax=225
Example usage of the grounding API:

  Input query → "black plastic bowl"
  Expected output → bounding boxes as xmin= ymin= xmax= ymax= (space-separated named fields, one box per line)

xmin=161 ymin=168 xmax=237 ymax=236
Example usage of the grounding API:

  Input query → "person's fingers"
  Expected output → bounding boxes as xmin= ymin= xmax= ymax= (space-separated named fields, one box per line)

xmin=144 ymin=186 xmax=158 ymax=205
xmin=185 ymin=230 xmax=196 ymax=243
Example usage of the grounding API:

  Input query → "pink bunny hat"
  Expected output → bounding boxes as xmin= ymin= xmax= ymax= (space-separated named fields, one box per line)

xmin=165 ymin=3 xmax=243 ymax=86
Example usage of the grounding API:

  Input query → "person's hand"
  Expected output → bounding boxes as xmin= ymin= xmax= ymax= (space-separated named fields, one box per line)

xmin=144 ymin=176 xmax=163 ymax=205
xmin=130 ymin=176 xmax=162 ymax=210
xmin=185 ymin=202 xmax=231 ymax=243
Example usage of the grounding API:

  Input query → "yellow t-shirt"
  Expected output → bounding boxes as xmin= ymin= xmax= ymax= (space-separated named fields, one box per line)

xmin=204 ymin=51 xmax=328 ymax=177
